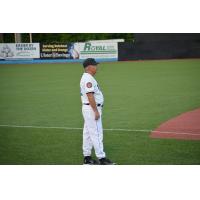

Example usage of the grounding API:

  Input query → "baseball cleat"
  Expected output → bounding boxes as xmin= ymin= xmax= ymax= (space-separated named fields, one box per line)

xmin=83 ymin=156 xmax=98 ymax=165
xmin=99 ymin=158 xmax=116 ymax=165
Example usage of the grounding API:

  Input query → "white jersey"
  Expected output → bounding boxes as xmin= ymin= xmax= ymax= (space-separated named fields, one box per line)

xmin=80 ymin=72 xmax=104 ymax=105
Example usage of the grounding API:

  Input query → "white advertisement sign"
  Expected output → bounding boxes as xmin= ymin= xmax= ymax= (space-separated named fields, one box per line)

xmin=0 ymin=43 xmax=40 ymax=59
xmin=73 ymin=42 xmax=118 ymax=59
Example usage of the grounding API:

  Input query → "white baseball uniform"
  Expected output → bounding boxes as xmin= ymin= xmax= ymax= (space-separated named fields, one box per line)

xmin=80 ymin=72 xmax=106 ymax=159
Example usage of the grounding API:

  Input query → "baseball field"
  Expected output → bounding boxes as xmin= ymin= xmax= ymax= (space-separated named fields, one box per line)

xmin=0 ymin=59 xmax=200 ymax=164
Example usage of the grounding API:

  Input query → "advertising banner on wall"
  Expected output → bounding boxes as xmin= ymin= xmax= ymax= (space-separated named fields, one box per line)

xmin=40 ymin=43 xmax=80 ymax=59
xmin=76 ymin=42 xmax=118 ymax=59
xmin=0 ymin=43 xmax=40 ymax=59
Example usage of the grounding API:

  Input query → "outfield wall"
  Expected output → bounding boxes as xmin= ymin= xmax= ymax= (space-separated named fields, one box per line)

xmin=118 ymin=33 xmax=200 ymax=61
xmin=0 ymin=58 xmax=117 ymax=65
xmin=0 ymin=42 xmax=118 ymax=64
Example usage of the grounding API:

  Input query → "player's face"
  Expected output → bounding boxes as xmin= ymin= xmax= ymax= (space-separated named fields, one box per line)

xmin=91 ymin=65 xmax=98 ymax=75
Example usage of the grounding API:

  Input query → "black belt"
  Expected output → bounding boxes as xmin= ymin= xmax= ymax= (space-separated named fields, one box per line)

xmin=83 ymin=103 xmax=103 ymax=107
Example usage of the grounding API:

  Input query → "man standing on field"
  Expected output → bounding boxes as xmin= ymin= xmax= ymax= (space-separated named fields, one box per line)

xmin=80 ymin=58 xmax=115 ymax=165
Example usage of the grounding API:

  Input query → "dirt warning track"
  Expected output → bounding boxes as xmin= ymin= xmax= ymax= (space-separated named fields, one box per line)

xmin=151 ymin=108 xmax=200 ymax=140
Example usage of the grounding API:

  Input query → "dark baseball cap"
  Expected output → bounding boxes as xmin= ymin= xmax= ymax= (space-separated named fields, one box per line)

xmin=83 ymin=58 xmax=99 ymax=68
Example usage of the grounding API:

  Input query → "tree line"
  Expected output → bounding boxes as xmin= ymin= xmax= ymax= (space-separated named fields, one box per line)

xmin=0 ymin=33 xmax=134 ymax=43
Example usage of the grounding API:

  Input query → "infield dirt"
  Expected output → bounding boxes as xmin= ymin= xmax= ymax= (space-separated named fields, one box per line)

xmin=151 ymin=108 xmax=200 ymax=140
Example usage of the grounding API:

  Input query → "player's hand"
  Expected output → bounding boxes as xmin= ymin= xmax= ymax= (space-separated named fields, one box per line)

xmin=94 ymin=111 xmax=100 ymax=120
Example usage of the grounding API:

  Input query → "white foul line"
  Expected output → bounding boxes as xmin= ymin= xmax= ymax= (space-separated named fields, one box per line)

xmin=0 ymin=124 xmax=149 ymax=132
xmin=151 ymin=130 xmax=200 ymax=136
xmin=0 ymin=124 xmax=200 ymax=136
xmin=0 ymin=124 xmax=82 ymax=130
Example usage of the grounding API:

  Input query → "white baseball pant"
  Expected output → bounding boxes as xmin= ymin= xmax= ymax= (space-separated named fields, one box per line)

xmin=82 ymin=105 xmax=106 ymax=159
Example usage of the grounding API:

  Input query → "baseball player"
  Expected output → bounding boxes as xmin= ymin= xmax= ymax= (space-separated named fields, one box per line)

xmin=80 ymin=58 xmax=115 ymax=165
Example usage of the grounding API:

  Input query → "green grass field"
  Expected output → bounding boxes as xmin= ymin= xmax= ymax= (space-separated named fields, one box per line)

xmin=0 ymin=59 xmax=200 ymax=164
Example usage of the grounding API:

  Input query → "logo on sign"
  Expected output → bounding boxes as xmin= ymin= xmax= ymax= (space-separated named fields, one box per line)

xmin=0 ymin=45 xmax=14 ymax=58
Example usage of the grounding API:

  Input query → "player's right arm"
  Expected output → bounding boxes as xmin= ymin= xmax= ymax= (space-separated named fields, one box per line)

xmin=86 ymin=92 xmax=100 ymax=120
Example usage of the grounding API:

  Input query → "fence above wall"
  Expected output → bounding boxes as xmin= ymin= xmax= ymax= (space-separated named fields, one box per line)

xmin=118 ymin=34 xmax=200 ymax=61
